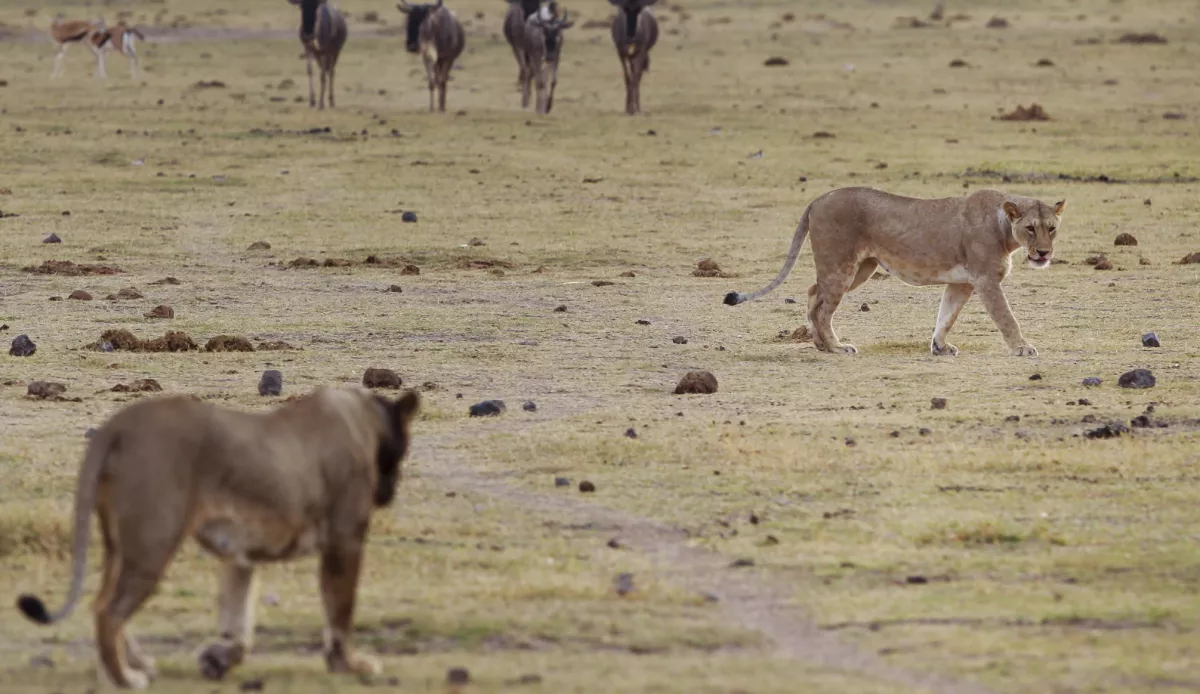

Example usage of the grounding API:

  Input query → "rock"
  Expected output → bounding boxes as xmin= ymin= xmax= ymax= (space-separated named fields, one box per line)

xmin=362 ymin=367 xmax=402 ymax=389
xmin=674 ymin=371 xmax=717 ymax=395
xmin=619 ymin=271 xmax=636 ymax=277
xmin=860 ymin=302 xmax=870 ymax=312
xmin=764 ymin=56 xmax=789 ymax=67
xmin=1114 ymin=233 xmax=1138 ymax=246
xmin=730 ymin=558 xmax=755 ymax=568
xmin=931 ymin=397 xmax=948 ymax=410
xmin=693 ymin=258 xmax=731 ymax=278
xmin=468 ymin=237 xmax=485 ymax=246
xmin=240 ymin=679 xmax=265 ymax=692
xmin=624 ymin=427 xmax=638 ymax=439
xmin=258 ymin=370 xmax=283 ymax=396
xmin=1078 ymin=398 xmax=1092 ymax=406
xmin=591 ymin=280 xmax=615 ymax=287
xmin=1082 ymin=377 xmax=1102 ymax=386
xmin=1130 ymin=415 xmax=1152 ymax=428
xmin=144 ymin=305 xmax=174 ymax=319
xmin=986 ymin=16 xmax=1009 ymax=28
xmin=844 ymin=436 xmax=856 ymax=447
xmin=918 ymin=427 xmax=932 ymax=436
xmin=553 ymin=304 xmax=567 ymax=312
xmin=1141 ymin=332 xmax=1160 ymax=348
xmin=446 ymin=668 xmax=470 ymax=685
xmin=1094 ymin=257 xmax=1113 ymax=270
xmin=68 ymin=290 xmax=92 ymax=300
xmin=205 ymin=335 xmax=255 ymax=352
xmin=1118 ymin=369 xmax=1155 ymax=389
xmin=672 ymin=336 xmax=688 ymax=344
xmin=27 ymin=381 xmax=67 ymax=399
xmin=111 ymin=379 xmax=162 ymax=393
xmin=247 ymin=240 xmax=271 ymax=250
xmin=614 ymin=572 xmax=635 ymax=596
xmin=949 ymin=59 xmax=968 ymax=68
xmin=469 ymin=400 xmax=506 ymax=417
xmin=386 ymin=285 xmax=403 ymax=293
xmin=607 ymin=538 xmax=623 ymax=549
xmin=1005 ymin=415 xmax=1020 ymax=422
xmin=636 ymin=319 xmax=651 ymax=325
xmin=1177 ymin=252 xmax=1200 ymax=265
xmin=9 ymin=334 xmax=36 ymax=357
xmin=84 ymin=428 xmax=98 ymax=439
xmin=579 ymin=480 xmax=596 ymax=493
xmin=784 ymin=297 xmax=797 ymax=304
xmin=1030 ymin=373 xmax=1043 ymax=381
xmin=1085 ymin=422 xmax=1129 ymax=439
xmin=42 ymin=233 xmax=62 ymax=244
xmin=906 ymin=575 xmax=929 ymax=585
xmin=522 ymin=401 xmax=537 ymax=412
xmin=554 ymin=476 xmax=571 ymax=487
xmin=105 ymin=287 xmax=144 ymax=300
xmin=401 ymin=211 xmax=418 ymax=223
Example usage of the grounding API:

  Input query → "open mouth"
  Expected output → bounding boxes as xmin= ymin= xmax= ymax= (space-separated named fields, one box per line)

xmin=1027 ymin=256 xmax=1051 ymax=268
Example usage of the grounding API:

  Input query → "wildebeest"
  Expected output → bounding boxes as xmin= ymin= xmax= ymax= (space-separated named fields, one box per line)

xmin=519 ymin=5 xmax=574 ymax=114
xmin=503 ymin=0 xmax=540 ymax=90
xmin=609 ymin=0 xmax=659 ymax=115
xmin=397 ymin=0 xmax=466 ymax=113
xmin=289 ymin=0 xmax=348 ymax=109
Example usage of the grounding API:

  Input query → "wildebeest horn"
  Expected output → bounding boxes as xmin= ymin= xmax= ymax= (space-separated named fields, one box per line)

xmin=396 ymin=0 xmax=412 ymax=12
xmin=558 ymin=9 xmax=571 ymax=25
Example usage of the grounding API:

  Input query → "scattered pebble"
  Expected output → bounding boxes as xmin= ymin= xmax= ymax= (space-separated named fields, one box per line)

xmin=258 ymin=370 xmax=283 ymax=396
xmin=42 ymin=233 xmax=62 ymax=244
xmin=672 ymin=336 xmax=689 ymax=345
xmin=1082 ymin=377 xmax=1102 ymax=386
xmin=764 ymin=56 xmax=790 ymax=67
xmin=860 ymin=302 xmax=870 ymax=312
xmin=591 ymin=280 xmax=615 ymax=287
xmin=469 ymin=400 xmax=506 ymax=416
xmin=624 ymin=427 xmax=638 ymax=439
xmin=68 ymin=290 xmax=92 ymax=301
xmin=636 ymin=319 xmax=651 ymax=325
xmin=447 ymin=668 xmax=470 ymax=686
xmin=614 ymin=572 xmax=635 ymax=596
xmin=931 ymin=397 xmax=948 ymax=410
xmin=918 ymin=427 xmax=932 ymax=436
xmin=730 ymin=558 xmax=755 ymax=568
xmin=1005 ymin=415 xmax=1020 ymax=422
xmin=247 ymin=240 xmax=271 ymax=250
xmin=362 ymin=367 xmax=402 ymax=389
xmin=401 ymin=211 xmax=418 ymax=223
xmin=554 ymin=304 xmax=567 ymax=312
xmin=579 ymin=480 xmax=596 ymax=493
xmin=143 ymin=305 xmax=174 ymax=319
xmin=1141 ymin=332 xmax=1160 ymax=348
xmin=522 ymin=401 xmax=537 ymax=412
xmin=9 ymin=334 xmax=36 ymax=357
xmin=1078 ymin=398 xmax=1092 ymax=406
xmin=27 ymin=381 xmax=67 ymax=400
xmin=844 ymin=436 xmax=856 ymax=447
xmin=111 ymin=379 xmax=162 ymax=393
xmin=784 ymin=297 xmax=796 ymax=304
xmin=386 ymin=285 xmax=403 ymax=293
xmin=1029 ymin=373 xmax=1043 ymax=381
xmin=554 ymin=476 xmax=571 ymax=487
xmin=1114 ymin=233 xmax=1138 ymax=246
xmin=1085 ymin=422 xmax=1128 ymax=439
xmin=1118 ymin=369 xmax=1155 ymax=389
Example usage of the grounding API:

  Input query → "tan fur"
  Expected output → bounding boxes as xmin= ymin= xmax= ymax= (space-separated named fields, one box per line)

xmin=49 ymin=17 xmax=107 ymax=79
xmin=725 ymin=187 xmax=1066 ymax=356
xmin=92 ymin=22 xmax=145 ymax=79
xmin=15 ymin=387 xmax=420 ymax=689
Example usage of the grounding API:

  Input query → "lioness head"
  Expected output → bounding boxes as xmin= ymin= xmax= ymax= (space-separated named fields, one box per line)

xmin=1003 ymin=198 xmax=1066 ymax=269
xmin=372 ymin=390 xmax=420 ymax=506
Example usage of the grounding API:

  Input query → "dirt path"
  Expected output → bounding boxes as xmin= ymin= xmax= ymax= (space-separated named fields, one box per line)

xmin=413 ymin=425 xmax=995 ymax=694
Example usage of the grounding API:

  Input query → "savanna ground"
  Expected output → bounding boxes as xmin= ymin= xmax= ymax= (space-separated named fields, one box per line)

xmin=1 ymin=0 xmax=1199 ymax=691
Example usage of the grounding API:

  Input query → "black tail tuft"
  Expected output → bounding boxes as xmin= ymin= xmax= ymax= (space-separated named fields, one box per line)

xmin=17 ymin=595 xmax=51 ymax=624
xmin=723 ymin=292 xmax=741 ymax=306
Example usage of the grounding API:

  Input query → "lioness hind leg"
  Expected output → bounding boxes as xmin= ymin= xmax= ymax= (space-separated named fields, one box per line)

xmin=849 ymin=259 xmax=878 ymax=291
xmin=199 ymin=564 xmax=258 ymax=681
xmin=95 ymin=561 xmax=166 ymax=690
xmin=807 ymin=271 xmax=857 ymax=355
xmin=319 ymin=544 xmax=380 ymax=677
xmin=931 ymin=283 xmax=973 ymax=356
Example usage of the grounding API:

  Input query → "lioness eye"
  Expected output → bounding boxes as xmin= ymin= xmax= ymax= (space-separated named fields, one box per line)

xmin=1025 ymin=225 xmax=1035 ymax=232
xmin=1048 ymin=226 xmax=1057 ymax=234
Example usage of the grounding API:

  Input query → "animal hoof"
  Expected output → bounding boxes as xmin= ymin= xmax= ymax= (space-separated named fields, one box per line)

xmin=932 ymin=342 xmax=959 ymax=356
xmin=1012 ymin=344 xmax=1038 ymax=357
xmin=198 ymin=643 xmax=243 ymax=681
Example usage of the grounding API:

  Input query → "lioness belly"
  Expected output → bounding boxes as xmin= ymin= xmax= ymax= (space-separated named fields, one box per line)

xmin=874 ymin=257 xmax=971 ymax=287
xmin=193 ymin=509 xmax=323 ymax=566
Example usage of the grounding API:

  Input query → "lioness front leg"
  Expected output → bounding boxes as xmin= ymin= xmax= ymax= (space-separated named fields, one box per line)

xmin=974 ymin=281 xmax=1037 ymax=356
xmin=199 ymin=564 xmax=258 ymax=681
xmin=319 ymin=544 xmax=380 ymax=677
xmin=931 ymin=283 xmax=973 ymax=356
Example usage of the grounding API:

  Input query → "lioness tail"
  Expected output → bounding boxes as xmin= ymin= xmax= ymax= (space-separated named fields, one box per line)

xmin=16 ymin=427 xmax=110 ymax=625
xmin=723 ymin=206 xmax=812 ymax=306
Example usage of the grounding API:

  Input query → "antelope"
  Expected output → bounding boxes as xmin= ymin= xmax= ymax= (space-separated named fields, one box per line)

xmin=503 ymin=0 xmax=540 ymax=90
xmin=396 ymin=0 xmax=465 ymax=113
xmin=49 ymin=16 xmax=106 ymax=79
xmin=609 ymin=0 xmax=658 ymax=115
xmin=520 ymin=5 xmax=574 ymax=114
xmin=93 ymin=22 xmax=146 ymax=80
xmin=289 ymin=0 xmax=348 ymax=109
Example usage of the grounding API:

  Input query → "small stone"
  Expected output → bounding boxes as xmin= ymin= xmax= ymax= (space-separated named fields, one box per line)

xmin=27 ymin=381 xmax=67 ymax=399
xmin=1118 ymin=369 xmax=1155 ymax=389
xmin=1113 ymin=233 xmax=1138 ymax=246
xmin=579 ymin=480 xmax=596 ymax=493
xmin=919 ymin=427 xmax=932 ymax=436
xmin=468 ymin=237 xmax=485 ymax=246
xmin=614 ymin=572 xmax=635 ymax=596
xmin=522 ymin=401 xmax=537 ymax=412
xmin=42 ymin=233 xmax=62 ymax=244
xmin=386 ymin=284 xmax=403 ymax=293
xmin=1085 ymin=422 xmax=1129 ymax=439
xmin=9 ymin=334 xmax=36 ymax=357
xmin=240 ymin=679 xmax=265 ymax=692
xmin=784 ymin=297 xmax=796 ymax=304
xmin=401 ymin=211 xmax=418 ymax=223
xmin=931 ymin=397 xmax=948 ymax=410
xmin=674 ymin=371 xmax=717 ymax=395
xmin=1029 ymin=373 xmax=1043 ymax=381
xmin=905 ymin=575 xmax=929 ymax=585
xmin=446 ymin=668 xmax=470 ymax=685
xmin=1078 ymin=398 xmax=1092 ymax=406
xmin=607 ymin=538 xmax=624 ymax=549
xmin=469 ymin=399 xmax=506 ymax=416
xmin=730 ymin=558 xmax=755 ymax=568
xmin=1005 ymin=415 xmax=1020 ymax=422
xmin=68 ymin=290 xmax=92 ymax=301
xmin=1082 ymin=377 xmax=1102 ymax=387
xmin=84 ymin=427 xmax=98 ymax=439
xmin=860 ymin=302 xmax=870 ymax=312
xmin=362 ymin=367 xmax=402 ymax=389
xmin=764 ymin=56 xmax=790 ymax=67
xmin=258 ymin=370 xmax=283 ymax=396
xmin=636 ymin=319 xmax=651 ymax=325
xmin=111 ymin=378 xmax=162 ymax=393
xmin=672 ymin=336 xmax=688 ymax=344
xmin=624 ymin=427 xmax=638 ymax=439
xmin=1141 ymin=332 xmax=1160 ymax=348
xmin=1130 ymin=415 xmax=1152 ymax=428
xmin=553 ymin=304 xmax=567 ymax=312
xmin=591 ymin=280 xmax=615 ymax=287
xmin=247 ymin=240 xmax=271 ymax=250
xmin=554 ymin=476 xmax=571 ymax=488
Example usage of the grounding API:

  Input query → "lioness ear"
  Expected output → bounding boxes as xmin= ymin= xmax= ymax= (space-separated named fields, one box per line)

xmin=392 ymin=390 xmax=420 ymax=422
xmin=1002 ymin=201 xmax=1021 ymax=222
xmin=1054 ymin=199 xmax=1067 ymax=217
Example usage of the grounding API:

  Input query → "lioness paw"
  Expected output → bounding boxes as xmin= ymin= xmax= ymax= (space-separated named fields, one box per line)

xmin=1011 ymin=344 xmax=1038 ymax=357
xmin=837 ymin=343 xmax=858 ymax=355
xmin=352 ymin=654 xmax=382 ymax=677
xmin=198 ymin=642 xmax=244 ymax=681
xmin=931 ymin=341 xmax=959 ymax=356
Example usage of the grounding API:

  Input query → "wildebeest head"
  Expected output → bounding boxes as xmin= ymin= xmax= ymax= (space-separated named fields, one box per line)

xmin=609 ymin=0 xmax=655 ymax=39
xmin=531 ymin=6 xmax=574 ymax=62
xmin=397 ymin=0 xmax=441 ymax=53
xmin=288 ymin=0 xmax=323 ymax=38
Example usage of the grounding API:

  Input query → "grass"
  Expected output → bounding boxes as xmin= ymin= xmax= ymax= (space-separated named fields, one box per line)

xmin=1 ymin=0 xmax=1199 ymax=692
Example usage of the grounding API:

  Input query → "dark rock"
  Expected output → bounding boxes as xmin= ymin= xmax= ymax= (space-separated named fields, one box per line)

xmin=469 ymin=399 xmax=506 ymax=416
xmin=111 ymin=379 xmax=162 ymax=393
xmin=636 ymin=319 xmax=651 ymax=325
xmin=1114 ymin=233 xmax=1138 ymax=246
xmin=674 ymin=371 xmax=717 ymax=395
xmin=554 ymin=476 xmax=570 ymax=488
xmin=579 ymin=480 xmax=596 ymax=493
xmin=9 ymin=334 xmax=36 ymax=357
xmin=1118 ymin=369 xmax=1155 ymax=389
xmin=386 ymin=285 xmax=403 ymax=293
xmin=844 ymin=436 xmax=856 ymax=447
xmin=860 ymin=302 xmax=870 ymax=312
xmin=1130 ymin=415 xmax=1152 ymax=428
xmin=730 ymin=558 xmax=755 ymax=568
xmin=1029 ymin=373 xmax=1043 ymax=381
xmin=905 ymin=575 xmax=929 ymax=585
xmin=247 ymin=240 xmax=271 ymax=250
xmin=1085 ymin=422 xmax=1129 ymax=439
xmin=614 ymin=572 xmax=635 ymax=596
xmin=401 ymin=211 xmax=418 ymax=223
xmin=240 ymin=679 xmax=265 ymax=692
xmin=144 ymin=305 xmax=174 ymax=319
xmin=522 ymin=401 xmax=537 ymax=412
xmin=1141 ymin=332 xmax=1160 ymax=348
xmin=1082 ymin=377 xmax=1102 ymax=386
xmin=591 ymin=280 xmax=615 ymax=287
xmin=42 ymin=233 xmax=62 ymax=244
xmin=553 ymin=304 xmax=567 ymax=312
xmin=764 ymin=56 xmax=790 ymax=67
xmin=362 ymin=367 xmax=402 ymax=389
xmin=84 ymin=427 xmax=98 ymax=439
xmin=624 ymin=427 xmax=638 ymax=439
xmin=1078 ymin=398 xmax=1092 ymax=406
xmin=446 ymin=668 xmax=470 ymax=685
xmin=607 ymin=538 xmax=623 ymax=549
xmin=258 ymin=370 xmax=283 ymax=396
xmin=68 ymin=290 xmax=92 ymax=300
xmin=27 ymin=381 xmax=67 ymax=399
xmin=931 ymin=397 xmax=948 ymax=410
xmin=919 ymin=427 xmax=932 ymax=436
xmin=1005 ymin=415 xmax=1020 ymax=422
xmin=784 ymin=297 xmax=796 ymax=304
xmin=672 ymin=336 xmax=688 ymax=344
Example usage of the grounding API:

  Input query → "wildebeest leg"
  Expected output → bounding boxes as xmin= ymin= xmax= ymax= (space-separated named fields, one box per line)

xmin=423 ymin=55 xmax=436 ymax=112
xmin=318 ymin=58 xmax=328 ymax=110
xmin=328 ymin=59 xmax=337 ymax=108
xmin=520 ymin=56 xmax=533 ymax=110
xmin=306 ymin=47 xmax=316 ymax=108
xmin=546 ymin=62 xmax=558 ymax=114
xmin=534 ymin=65 xmax=548 ymax=114
xmin=620 ymin=56 xmax=634 ymax=115
xmin=512 ymin=46 xmax=525 ymax=91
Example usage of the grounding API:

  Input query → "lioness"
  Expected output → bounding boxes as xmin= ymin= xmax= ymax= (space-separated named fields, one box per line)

xmin=16 ymin=386 xmax=420 ymax=689
xmin=724 ymin=187 xmax=1065 ymax=356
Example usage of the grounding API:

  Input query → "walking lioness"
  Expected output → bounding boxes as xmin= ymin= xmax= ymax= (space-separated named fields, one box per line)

xmin=724 ymin=187 xmax=1065 ymax=356
xmin=16 ymin=386 xmax=420 ymax=689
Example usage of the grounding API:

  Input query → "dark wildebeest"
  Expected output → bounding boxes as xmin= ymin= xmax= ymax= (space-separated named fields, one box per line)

xmin=289 ymin=0 xmax=347 ymax=109
xmin=609 ymin=0 xmax=658 ymax=115
xmin=520 ymin=5 xmax=574 ymax=114
xmin=503 ymin=0 xmax=540 ymax=91
xmin=396 ymin=0 xmax=466 ymax=113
